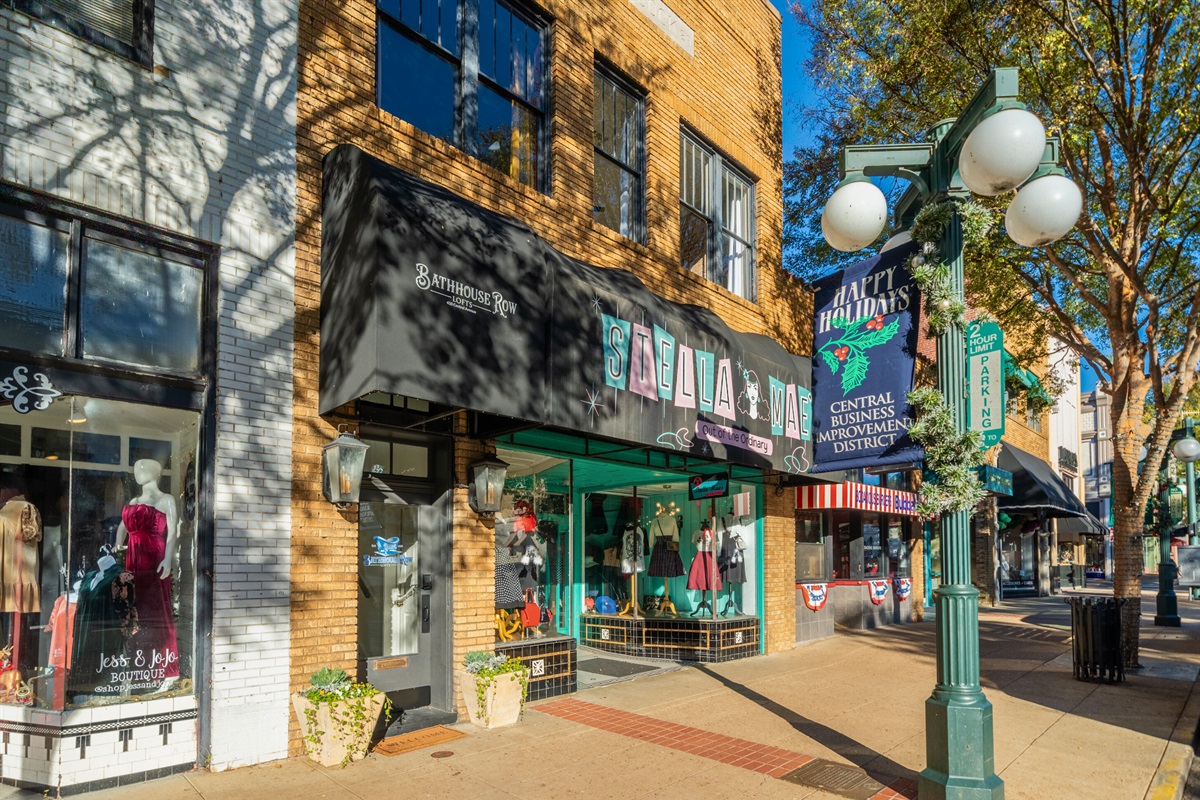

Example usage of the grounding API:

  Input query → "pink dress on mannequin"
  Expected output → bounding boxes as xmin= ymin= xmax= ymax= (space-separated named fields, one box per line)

xmin=122 ymin=504 xmax=179 ymax=678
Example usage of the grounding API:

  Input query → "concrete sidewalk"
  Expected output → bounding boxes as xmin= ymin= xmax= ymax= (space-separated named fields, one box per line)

xmin=23 ymin=585 xmax=1200 ymax=799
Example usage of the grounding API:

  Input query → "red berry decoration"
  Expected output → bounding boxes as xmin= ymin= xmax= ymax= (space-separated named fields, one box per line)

xmin=834 ymin=346 xmax=850 ymax=361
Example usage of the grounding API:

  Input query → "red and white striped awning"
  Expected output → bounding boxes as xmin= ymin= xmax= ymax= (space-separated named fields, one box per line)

xmin=796 ymin=482 xmax=919 ymax=516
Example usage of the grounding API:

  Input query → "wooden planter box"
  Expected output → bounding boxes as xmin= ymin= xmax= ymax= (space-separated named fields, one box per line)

xmin=292 ymin=692 xmax=387 ymax=767
xmin=457 ymin=669 xmax=526 ymax=729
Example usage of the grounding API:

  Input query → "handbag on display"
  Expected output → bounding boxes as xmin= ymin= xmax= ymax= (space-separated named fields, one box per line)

xmin=520 ymin=590 xmax=541 ymax=628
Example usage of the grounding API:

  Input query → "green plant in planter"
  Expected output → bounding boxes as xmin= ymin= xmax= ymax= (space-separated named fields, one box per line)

xmin=462 ymin=651 xmax=529 ymax=726
xmin=294 ymin=667 xmax=392 ymax=767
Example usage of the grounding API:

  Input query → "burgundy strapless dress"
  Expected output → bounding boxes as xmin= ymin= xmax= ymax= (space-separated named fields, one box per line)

xmin=122 ymin=503 xmax=180 ymax=679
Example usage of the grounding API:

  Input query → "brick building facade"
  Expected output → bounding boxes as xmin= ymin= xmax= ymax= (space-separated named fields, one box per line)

xmin=0 ymin=0 xmax=296 ymax=791
xmin=292 ymin=0 xmax=804 ymax=755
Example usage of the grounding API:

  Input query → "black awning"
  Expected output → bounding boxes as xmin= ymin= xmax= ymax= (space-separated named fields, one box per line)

xmin=320 ymin=144 xmax=550 ymax=420
xmin=996 ymin=443 xmax=1089 ymax=518
xmin=1056 ymin=512 xmax=1107 ymax=535
xmin=319 ymin=145 xmax=813 ymax=474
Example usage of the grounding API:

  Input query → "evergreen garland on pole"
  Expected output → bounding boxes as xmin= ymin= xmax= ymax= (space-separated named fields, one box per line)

xmin=907 ymin=388 xmax=987 ymax=518
xmin=907 ymin=199 xmax=993 ymax=336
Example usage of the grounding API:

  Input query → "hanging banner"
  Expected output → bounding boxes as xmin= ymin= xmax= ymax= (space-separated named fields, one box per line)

xmin=810 ymin=246 xmax=922 ymax=472
xmin=894 ymin=577 xmax=912 ymax=601
xmin=800 ymin=583 xmax=828 ymax=611
xmin=867 ymin=580 xmax=890 ymax=605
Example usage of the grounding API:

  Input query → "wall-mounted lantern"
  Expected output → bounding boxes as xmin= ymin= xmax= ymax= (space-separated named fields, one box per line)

xmin=322 ymin=427 xmax=370 ymax=508
xmin=468 ymin=453 xmax=509 ymax=515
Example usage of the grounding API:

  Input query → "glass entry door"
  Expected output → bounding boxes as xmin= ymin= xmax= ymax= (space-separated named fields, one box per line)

xmin=357 ymin=481 xmax=452 ymax=716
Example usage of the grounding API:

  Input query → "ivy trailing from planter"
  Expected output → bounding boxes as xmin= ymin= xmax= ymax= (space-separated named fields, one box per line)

xmin=907 ymin=199 xmax=994 ymax=336
xmin=906 ymin=388 xmax=986 ymax=518
xmin=463 ymin=651 xmax=529 ymax=725
xmin=299 ymin=668 xmax=392 ymax=767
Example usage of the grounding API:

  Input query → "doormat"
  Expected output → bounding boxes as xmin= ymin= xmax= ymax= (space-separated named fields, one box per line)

xmin=374 ymin=725 xmax=467 ymax=757
xmin=577 ymin=657 xmax=661 ymax=678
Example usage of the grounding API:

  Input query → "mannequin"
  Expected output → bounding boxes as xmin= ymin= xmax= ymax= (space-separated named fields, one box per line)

xmin=687 ymin=519 xmax=722 ymax=616
xmin=0 ymin=477 xmax=43 ymax=614
xmin=114 ymin=459 xmax=180 ymax=683
xmin=717 ymin=513 xmax=747 ymax=616
xmin=0 ymin=475 xmax=42 ymax=678
xmin=617 ymin=522 xmax=646 ymax=616
xmin=647 ymin=512 xmax=683 ymax=616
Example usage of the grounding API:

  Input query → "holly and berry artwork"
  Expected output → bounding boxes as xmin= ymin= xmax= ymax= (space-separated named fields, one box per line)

xmin=817 ymin=313 xmax=900 ymax=395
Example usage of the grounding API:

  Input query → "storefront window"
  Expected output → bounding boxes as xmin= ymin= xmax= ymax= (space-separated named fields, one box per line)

xmin=0 ymin=396 xmax=198 ymax=710
xmin=495 ymin=453 xmax=572 ymax=641
xmin=862 ymin=514 xmax=882 ymax=577
xmin=887 ymin=518 xmax=910 ymax=577
xmin=1000 ymin=521 xmax=1037 ymax=593
xmin=795 ymin=511 xmax=825 ymax=582
xmin=832 ymin=512 xmax=852 ymax=579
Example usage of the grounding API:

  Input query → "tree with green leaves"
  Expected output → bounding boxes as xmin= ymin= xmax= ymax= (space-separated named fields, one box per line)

xmin=786 ymin=0 xmax=1200 ymax=665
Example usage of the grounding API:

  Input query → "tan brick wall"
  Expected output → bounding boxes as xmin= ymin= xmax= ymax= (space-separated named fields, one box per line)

xmin=762 ymin=487 xmax=797 ymax=653
xmin=293 ymin=0 xmax=793 ymax=753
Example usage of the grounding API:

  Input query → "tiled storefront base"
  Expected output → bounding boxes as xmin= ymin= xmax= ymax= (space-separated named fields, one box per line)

xmin=496 ymin=636 xmax=576 ymax=701
xmin=0 ymin=696 xmax=197 ymax=795
xmin=581 ymin=614 xmax=759 ymax=662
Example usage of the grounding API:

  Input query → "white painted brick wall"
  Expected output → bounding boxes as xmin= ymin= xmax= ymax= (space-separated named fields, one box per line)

xmin=0 ymin=0 xmax=296 ymax=772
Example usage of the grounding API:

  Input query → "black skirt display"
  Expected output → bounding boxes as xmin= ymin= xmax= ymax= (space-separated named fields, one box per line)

xmin=648 ymin=536 xmax=684 ymax=577
xmin=718 ymin=532 xmax=747 ymax=584
xmin=494 ymin=544 xmax=525 ymax=608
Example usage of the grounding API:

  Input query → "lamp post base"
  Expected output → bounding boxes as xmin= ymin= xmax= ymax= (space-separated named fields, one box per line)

xmin=1155 ymin=564 xmax=1181 ymax=627
xmin=919 ymin=697 xmax=1004 ymax=800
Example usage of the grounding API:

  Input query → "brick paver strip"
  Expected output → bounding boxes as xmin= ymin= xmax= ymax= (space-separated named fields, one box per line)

xmin=534 ymin=698 xmax=917 ymax=799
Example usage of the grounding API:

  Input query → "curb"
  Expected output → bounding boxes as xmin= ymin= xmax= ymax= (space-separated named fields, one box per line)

xmin=1145 ymin=664 xmax=1200 ymax=800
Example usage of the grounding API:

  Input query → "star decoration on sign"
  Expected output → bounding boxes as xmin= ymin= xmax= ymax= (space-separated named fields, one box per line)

xmin=582 ymin=383 xmax=605 ymax=425
xmin=591 ymin=295 xmax=603 ymax=313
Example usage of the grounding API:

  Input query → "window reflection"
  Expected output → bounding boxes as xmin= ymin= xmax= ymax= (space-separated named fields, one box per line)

xmin=80 ymin=239 xmax=203 ymax=373
xmin=0 ymin=214 xmax=68 ymax=355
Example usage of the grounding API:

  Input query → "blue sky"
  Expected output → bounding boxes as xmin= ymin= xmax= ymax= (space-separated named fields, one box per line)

xmin=770 ymin=0 xmax=814 ymax=157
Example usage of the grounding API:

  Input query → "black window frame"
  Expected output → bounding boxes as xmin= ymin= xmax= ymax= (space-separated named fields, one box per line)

xmin=9 ymin=0 xmax=154 ymax=68
xmin=592 ymin=64 xmax=646 ymax=244
xmin=0 ymin=180 xmax=217 ymax=383
xmin=678 ymin=128 xmax=758 ymax=302
xmin=376 ymin=0 xmax=550 ymax=192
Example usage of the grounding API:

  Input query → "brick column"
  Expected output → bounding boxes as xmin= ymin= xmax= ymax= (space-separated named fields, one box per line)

xmin=450 ymin=416 xmax=500 ymax=717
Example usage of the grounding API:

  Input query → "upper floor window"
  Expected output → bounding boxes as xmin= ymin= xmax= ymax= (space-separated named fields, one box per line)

xmin=593 ymin=68 xmax=644 ymax=242
xmin=0 ymin=190 xmax=211 ymax=375
xmin=9 ymin=0 xmax=153 ymax=67
xmin=679 ymin=130 xmax=757 ymax=301
xmin=377 ymin=0 xmax=546 ymax=190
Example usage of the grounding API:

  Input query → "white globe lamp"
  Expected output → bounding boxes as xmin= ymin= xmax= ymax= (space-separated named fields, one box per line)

xmin=1005 ymin=174 xmax=1083 ymax=247
xmin=1173 ymin=436 xmax=1200 ymax=465
xmin=880 ymin=230 xmax=912 ymax=253
xmin=821 ymin=181 xmax=888 ymax=252
xmin=958 ymin=109 xmax=1046 ymax=196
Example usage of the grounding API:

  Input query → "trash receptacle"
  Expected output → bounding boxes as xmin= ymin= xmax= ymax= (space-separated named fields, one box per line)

xmin=1065 ymin=597 xmax=1129 ymax=683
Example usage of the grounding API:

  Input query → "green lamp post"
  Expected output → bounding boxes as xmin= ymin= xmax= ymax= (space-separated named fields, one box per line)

xmin=1172 ymin=418 xmax=1199 ymax=600
xmin=820 ymin=68 xmax=1082 ymax=799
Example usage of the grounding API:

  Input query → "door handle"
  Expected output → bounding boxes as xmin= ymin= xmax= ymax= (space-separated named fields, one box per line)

xmin=421 ymin=594 xmax=431 ymax=633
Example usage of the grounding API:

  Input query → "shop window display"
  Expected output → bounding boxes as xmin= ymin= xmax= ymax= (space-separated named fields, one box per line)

xmin=0 ymin=396 xmax=197 ymax=709
xmin=494 ymin=453 xmax=571 ymax=642
xmin=584 ymin=488 xmax=757 ymax=619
